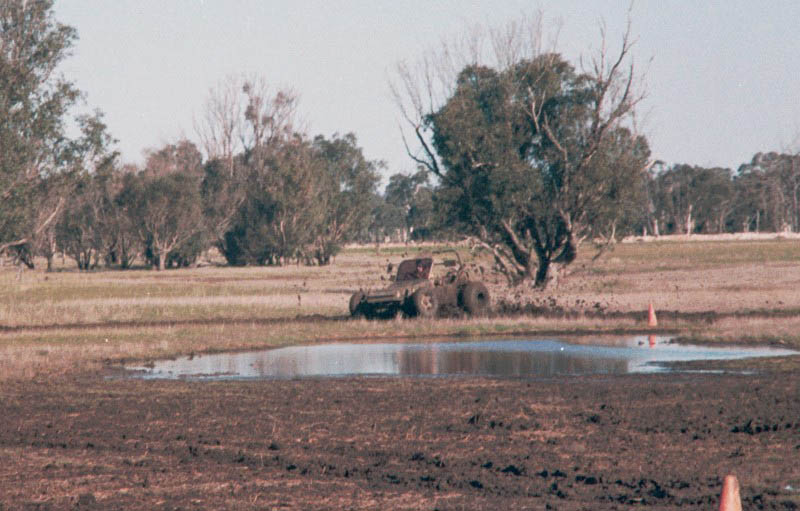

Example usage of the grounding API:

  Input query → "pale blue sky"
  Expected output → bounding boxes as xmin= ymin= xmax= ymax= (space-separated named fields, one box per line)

xmin=54 ymin=1 xmax=800 ymax=180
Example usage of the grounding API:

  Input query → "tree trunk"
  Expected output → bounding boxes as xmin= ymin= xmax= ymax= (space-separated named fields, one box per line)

xmin=534 ymin=257 xmax=551 ymax=288
xmin=685 ymin=204 xmax=693 ymax=234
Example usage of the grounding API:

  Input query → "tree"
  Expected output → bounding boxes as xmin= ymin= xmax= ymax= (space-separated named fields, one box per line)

xmin=311 ymin=133 xmax=381 ymax=264
xmin=55 ymin=173 xmax=101 ymax=270
xmin=53 ymin=112 xmax=118 ymax=270
xmin=217 ymin=83 xmax=382 ymax=266
xmin=142 ymin=139 xmax=203 ymax=179
xmin=365 ymin=194 xmax=405 ymax=244
xmin=735 ymin=152 xmax=800 ymax=232
xmin=384 ymin=170 xmax=434 ymax=241
xmin=394 ymin=20 xmax=650 ymax=287
xmin=200 ymin=157 xmax=246 ymax=257
xmin=109 ymin=165 xmax=146 ymax=268
xmin=0 ymin=0 xmax=82 ymax=257
xmin=650 ymin=164 xmax=733 ymax=234
xmin=125 ymin=142 xmax=206 ymax=271
xmin=194 ymin=75 xmax=244 ymax=176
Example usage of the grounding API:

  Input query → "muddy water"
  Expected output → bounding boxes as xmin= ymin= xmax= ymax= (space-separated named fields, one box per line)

xmin=128 ymin=335 xmax=797 ymax=380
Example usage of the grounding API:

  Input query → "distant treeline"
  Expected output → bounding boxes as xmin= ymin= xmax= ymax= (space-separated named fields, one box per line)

xmin=642 ymin=153 xmax=800 ymax=236
xmin=2 ymin=1 xmax=798 ymax=274
xmin=6 ymin=135 xmax=796 ymax=272
xmin=33 ymin=130 xmax=438 ymax=271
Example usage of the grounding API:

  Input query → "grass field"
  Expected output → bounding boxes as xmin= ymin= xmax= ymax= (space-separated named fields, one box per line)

xmin=2 ymin=238 xmax=800 ymax=380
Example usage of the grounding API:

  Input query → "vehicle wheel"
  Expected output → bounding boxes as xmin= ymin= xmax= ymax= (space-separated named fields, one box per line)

xmin=349 ymin=292 xmax=365 ymax=317
xmin=461 ymin=282 xmax=490 ymax=316
xmin=412 ymin=288 xmax=438 ymax=318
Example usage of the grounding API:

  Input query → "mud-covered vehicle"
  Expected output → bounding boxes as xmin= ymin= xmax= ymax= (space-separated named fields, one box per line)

xmin=349 ymin=255 xmax=490 ymax=319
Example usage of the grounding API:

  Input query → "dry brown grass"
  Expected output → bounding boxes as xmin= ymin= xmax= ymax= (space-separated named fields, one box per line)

xmin=0 ymin=315 xmax=646 ymax=381
xmin=1 ymin=239 xmax=799 ymax=381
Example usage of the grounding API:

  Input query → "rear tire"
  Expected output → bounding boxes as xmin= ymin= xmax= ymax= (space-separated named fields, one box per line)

xmin=461 ymin=282 xmax=490 ymax=316
xmin=349 ymin=292 xmax=365 ymax=317
xmin=412 ymin=289 xmax=438 ymax=318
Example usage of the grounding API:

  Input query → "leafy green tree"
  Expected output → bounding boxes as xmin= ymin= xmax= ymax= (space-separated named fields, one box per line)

xmin=53 ymin=112 xmax=118 ymax=270
xmin=397 ymin=30 xmax=650 ymax=287
xmin=55 ymin=173 xmax=101 ymax=270
xmin=650 ymin=164 xmax=733 ymax=234
xmin=217 ymin=85 xmax=384 ymax=266
xmin=138 ymin=172 xmax=204 ymax=270
xmin=142 ymin=139 xmax=204 ymax=179
xmin=249 ymin=138 xmax=326 ymax=264
xmin=219 ymin=83 xmax=319 ymax=265
xmin=311 ymin=133 xmax=381 ymax=264
xmin=730 ymin=166 xmax=770 ymax=232
xmin=364 ymin=194 xmax=405 ymax=244
xmin=107 ymin=169 xmax=144 ymax=268
xmin=122 ymin=142 xmax=206 ymax=270
xmin=384 ymin=170 xmax=434 ymax=241
xmin=200 ymin=157 xmax=246 ymax=257
xmin=0 ymin=0 xmax=82 ymax=257
xmin=734 ymin=152 xmax=800 ymax=232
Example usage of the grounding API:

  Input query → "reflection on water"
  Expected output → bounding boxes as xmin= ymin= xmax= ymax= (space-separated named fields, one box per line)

xmin=128 ymin=336 xmax=798 ymax=380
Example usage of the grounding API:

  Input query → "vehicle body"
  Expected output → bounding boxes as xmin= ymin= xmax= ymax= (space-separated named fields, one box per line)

xmin=349 ymin=255 xmax=490 ymax=319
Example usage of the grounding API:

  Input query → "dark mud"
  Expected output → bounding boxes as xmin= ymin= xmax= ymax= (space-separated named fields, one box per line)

xmin=0 ymin=313 xmax=350 ymax=334
xmin=2 ymin=370 xmax=799 ymax=510
xmin=2 ymin=305 xmax=799 ymax=335
xmin=495 ymin=302 xmax=800 ymax=324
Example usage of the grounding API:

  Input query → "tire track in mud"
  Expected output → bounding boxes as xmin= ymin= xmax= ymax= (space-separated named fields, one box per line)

xmin=1 ymin=307 xmax=799 ymax=334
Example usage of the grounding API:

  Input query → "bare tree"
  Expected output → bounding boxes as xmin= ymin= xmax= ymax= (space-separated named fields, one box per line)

xmin=194 ymin=76 xmax=243 ymax=176
xmin=391 ymin=12 xmax=554 ymax=171
xmin=241 ymin=77 xmax=301 ymax=152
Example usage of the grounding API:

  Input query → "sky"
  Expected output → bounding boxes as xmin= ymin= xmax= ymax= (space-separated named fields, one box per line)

xmin=53 ymin=1 xmax=800 ymax=182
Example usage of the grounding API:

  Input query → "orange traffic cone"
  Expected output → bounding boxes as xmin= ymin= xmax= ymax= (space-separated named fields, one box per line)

xmin=719 ymin=475 xmax=742 ymax=511
xmin=647 ymin=303 xmax=658 ymax=327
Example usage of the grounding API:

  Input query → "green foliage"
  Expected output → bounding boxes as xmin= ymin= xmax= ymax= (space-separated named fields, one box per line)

xmin=52 ymin=113 xmax=119 ymax=270
xmin=310 ymin=133 xmax=381 ymax=263
xmin=120 ymin=158 xmax=205 ymax=271
xmin=383 ymin=170 xmax=435 ymax=241
xmin=733 ymin=152 xmax=800 ymax=233
xmin=422 ymin=53 xmax=649 ymax=286
xmin=55 ymin=173 xmax=101 ymax=270
xmin=0 ymin=0 xmax=82 ymax=254
xmin=647 ymin=164 xmax=733 ymax=234
xmin=365 ymin=194 xmax=405 ymax=243
xmin=219 ymin=131 xmax=380 ymax=266
xmin=641 ymin=153 xmax=800 ymax=236
xmin=200 ymin=157 xmax=246 ymax=258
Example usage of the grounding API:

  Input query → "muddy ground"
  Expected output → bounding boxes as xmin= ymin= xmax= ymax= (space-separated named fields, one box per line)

xmin=2 ymin=366 xmax=799 ymax=510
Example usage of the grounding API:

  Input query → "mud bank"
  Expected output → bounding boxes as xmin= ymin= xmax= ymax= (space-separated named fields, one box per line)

xmin=1 ymin=370 xmax=799 ymax=510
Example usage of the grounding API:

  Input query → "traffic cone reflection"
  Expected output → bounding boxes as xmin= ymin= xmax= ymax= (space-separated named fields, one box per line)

xmin=648 ymin=334 xmax=656 ymax=348
xmin=647 ymin=303 xmax=658 ymax=327
xmin=719 ymin=475 xmax=742 ymax=511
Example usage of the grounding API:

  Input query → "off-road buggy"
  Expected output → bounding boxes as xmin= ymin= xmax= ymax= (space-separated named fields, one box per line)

xmin=348 ymin=254 xmax=490 ymax=319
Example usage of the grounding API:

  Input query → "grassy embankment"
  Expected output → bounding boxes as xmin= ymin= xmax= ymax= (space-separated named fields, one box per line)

xmin=1 ymin=239 xmax=800 ymax=380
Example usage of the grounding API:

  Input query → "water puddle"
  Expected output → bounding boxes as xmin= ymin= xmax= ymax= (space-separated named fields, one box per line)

xmin=127 ymin=335 xmax=797 ymax=380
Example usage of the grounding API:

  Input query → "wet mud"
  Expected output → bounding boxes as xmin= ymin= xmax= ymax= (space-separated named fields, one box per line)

xmin=0 ymin=313 xmax=350 ymax=334
xmin=495 ymin=302 xmax=800 ymax=325
xmin=2 ymin=370 xmax=799 ymax=509
xmin=2 ymin=305 xmax=799 ymax=335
